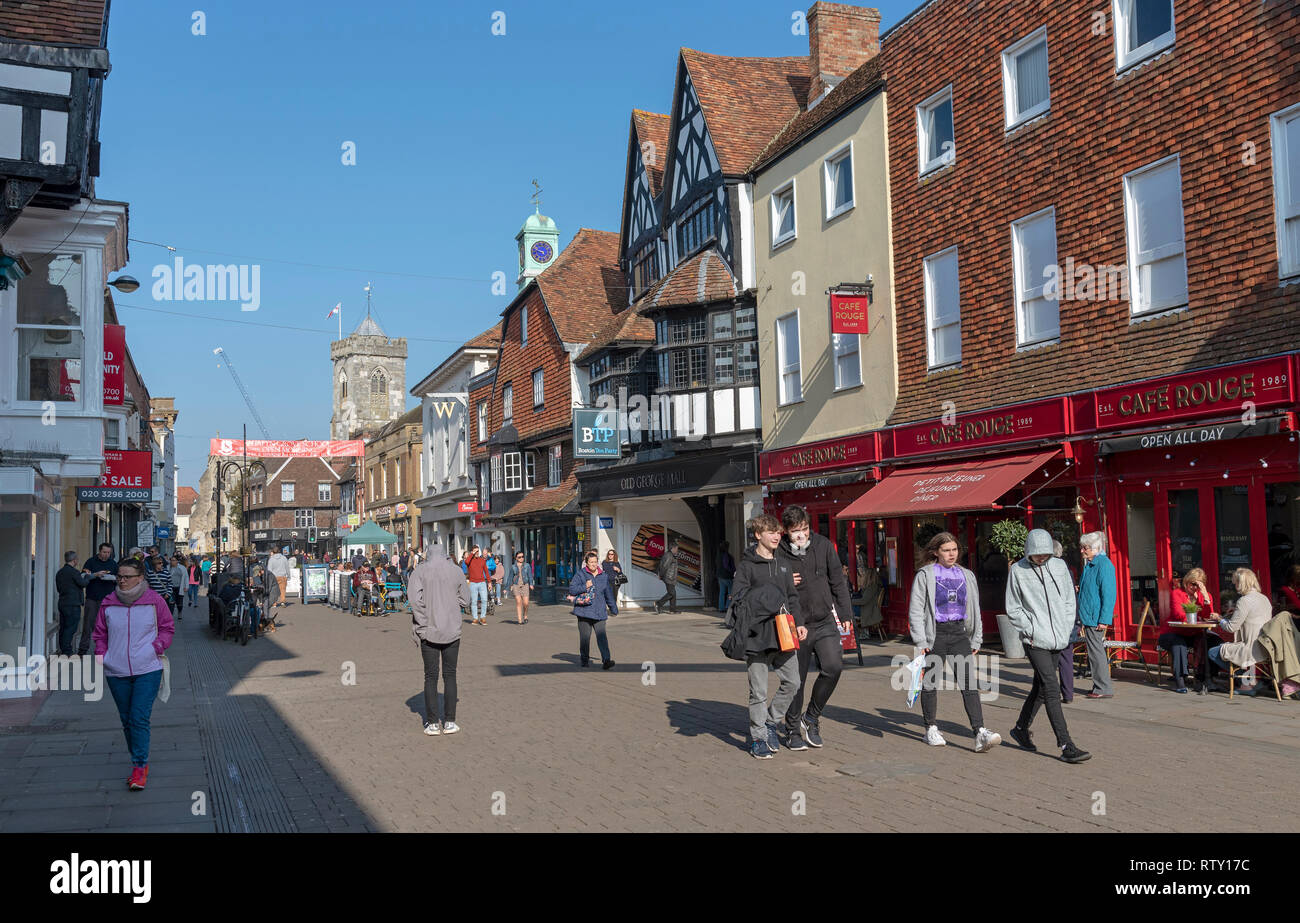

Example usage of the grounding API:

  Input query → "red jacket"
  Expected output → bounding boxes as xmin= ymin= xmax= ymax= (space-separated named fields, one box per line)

xmin=1165 ymin=587 xmax=1211 ymax=631
xmin=466 ymin=556 xmax=490 ymax=583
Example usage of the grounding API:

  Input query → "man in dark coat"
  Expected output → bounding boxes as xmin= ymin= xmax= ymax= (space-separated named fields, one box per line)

xmin=654 ymin=540 xmax=679 ymax=614
xmin=777 ymin=505 xmax=854 ymax=750
xmin=80 ymin=543 xmax=117 ymax=655
xmin=730 ymin=514 xmax=804 ymax=759
xmin=55 ymin=551 xmax=89 ymax=655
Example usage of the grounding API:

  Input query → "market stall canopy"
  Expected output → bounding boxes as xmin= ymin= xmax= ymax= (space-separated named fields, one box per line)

xmin=836 ymin=451 xmax=1060 ymax=520
xmin=345 ymin=520 xmax=399 ymax=544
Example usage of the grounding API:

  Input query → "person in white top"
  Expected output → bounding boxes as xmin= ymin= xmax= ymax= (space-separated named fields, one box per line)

xmin=267 ymin=547 xmax=291 ymax=609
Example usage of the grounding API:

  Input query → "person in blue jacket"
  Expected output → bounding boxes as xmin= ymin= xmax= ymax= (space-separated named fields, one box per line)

xmin=566 ymin=550 xmax=617 ymax=669
xmin=1077 ymin=531 xmax=1118 ymax=698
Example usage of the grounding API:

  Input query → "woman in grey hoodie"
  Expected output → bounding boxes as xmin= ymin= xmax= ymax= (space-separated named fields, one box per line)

xmin=1005 ymin=529 xmax=1090 ymax=763
xmin=908 ymin=532 xmax=1001 ymax=753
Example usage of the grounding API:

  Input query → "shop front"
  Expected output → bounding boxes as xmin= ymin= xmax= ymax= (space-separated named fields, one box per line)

xmin=416 ymin=495 xmax=478 ymax=560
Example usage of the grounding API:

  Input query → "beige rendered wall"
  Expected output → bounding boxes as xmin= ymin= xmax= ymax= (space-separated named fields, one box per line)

xmin=754 ymin=91 xmax=896 ymax=452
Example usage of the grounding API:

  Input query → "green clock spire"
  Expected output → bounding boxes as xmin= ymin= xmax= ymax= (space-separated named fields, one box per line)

xmin=516 ymin=179 xmax=559 ymax=290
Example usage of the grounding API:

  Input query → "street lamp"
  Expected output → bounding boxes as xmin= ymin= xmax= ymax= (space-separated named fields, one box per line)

xmin=108 ymin=275 xmax=140 ymax=294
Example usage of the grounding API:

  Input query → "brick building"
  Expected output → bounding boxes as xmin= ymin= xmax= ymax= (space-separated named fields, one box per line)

xmin=361 ymin=406 xmax=422 ymax=550
xmin=824 ymin=0 xmax=1300 ymax=648
xmin=244 ymin=457 xmax=351 ymax=557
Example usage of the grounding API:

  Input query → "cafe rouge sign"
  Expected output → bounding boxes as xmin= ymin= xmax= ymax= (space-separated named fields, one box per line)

xmin=1094 ymin=355 xmax=1294 ymax=429
xmin=761 ymin=433 xmax=878 ymax=479
xmin=892 ymin=398 xmax=1069 ymax=459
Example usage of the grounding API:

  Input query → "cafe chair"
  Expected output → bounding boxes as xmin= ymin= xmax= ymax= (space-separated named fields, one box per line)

xmin=1228 ymin=658 xmax=1282 ymax=701
xmin=1105 ymin=601 xmax=1155 ymax=684
xmin=1071 ymin=630 xmax=1090 ymax=677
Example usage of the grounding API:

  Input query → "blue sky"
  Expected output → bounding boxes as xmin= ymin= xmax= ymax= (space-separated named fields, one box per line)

xmin=98 ymin=0 xmax=918 ymax=488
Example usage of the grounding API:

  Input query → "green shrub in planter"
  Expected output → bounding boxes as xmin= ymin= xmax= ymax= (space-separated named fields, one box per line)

xmin=990 ymin=519 xmax=1028 ymax=563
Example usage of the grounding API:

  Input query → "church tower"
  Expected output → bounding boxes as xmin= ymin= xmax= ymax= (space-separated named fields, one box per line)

xmin=516 ymin=183 xmax=559 ymax=290
xmin=330 ymin=286 xmax=407 ymax=440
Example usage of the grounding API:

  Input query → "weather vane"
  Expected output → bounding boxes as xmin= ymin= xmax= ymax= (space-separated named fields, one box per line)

xmin=531 ymin=179 xmax=543 ymax=213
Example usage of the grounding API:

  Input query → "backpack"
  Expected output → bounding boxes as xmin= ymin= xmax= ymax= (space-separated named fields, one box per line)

xmin=720 ymin=600 xmax=747 ymax=661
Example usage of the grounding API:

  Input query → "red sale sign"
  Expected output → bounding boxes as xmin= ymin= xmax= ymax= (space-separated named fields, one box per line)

xmin=101 ymin=450 xmax=152 ymax=490
xmin=103 ymin=324 xmax=125 ymax=406
xmin=830 ymin=293 xmax=871 ymax=335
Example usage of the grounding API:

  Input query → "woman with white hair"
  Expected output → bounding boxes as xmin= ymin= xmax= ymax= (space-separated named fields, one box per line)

xmin=1077 ymin=531 xmax=1118 ymax=699
xmin=1205 ymin=568 xmax=1272 ymax=691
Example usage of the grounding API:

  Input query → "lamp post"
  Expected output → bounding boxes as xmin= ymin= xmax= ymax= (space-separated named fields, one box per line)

xmin=211 ymin=424 xmax=268 ymax=589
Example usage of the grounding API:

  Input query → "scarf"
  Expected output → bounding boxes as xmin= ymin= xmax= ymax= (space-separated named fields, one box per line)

xmin=115 ymin=580 xmax=148 ymax=604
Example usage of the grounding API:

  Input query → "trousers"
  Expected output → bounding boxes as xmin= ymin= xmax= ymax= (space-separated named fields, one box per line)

xmin=576 ymin=617 xmax=611 ymax=665
xmin=746 ymin=649 xmax=800 ymax=742
xmin=468 ymin=582 xmax=488 ymax=620
xmin=105 ymin=670 xmax=163 ymax=767
xmin=58 ymin=603 xmax=81 ymax=656
xmin=784 ymin=630 xmax=843 ymax=726
xmin=1084 ymin=625 xmax=1113 ymax=694
xmin=919 ymin=620 xmax=984 ymax=733
xmin=420 ymin=638 xmax=459 ymax=723
xmin=1016 ymin=645 xmax=1073 ymax=749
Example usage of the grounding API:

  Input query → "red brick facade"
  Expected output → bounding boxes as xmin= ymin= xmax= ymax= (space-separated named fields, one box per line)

xmin=245 ymin=458 xmax=350 ymax=531
xmin=807 ymin=1 xmax=881 ymax=100
xmin=881 ymin=0 xmax=1300 ymax=427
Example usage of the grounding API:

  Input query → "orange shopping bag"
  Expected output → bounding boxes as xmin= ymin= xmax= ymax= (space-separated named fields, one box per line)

xmin=775 ymin=607 xmax=800 ymax=652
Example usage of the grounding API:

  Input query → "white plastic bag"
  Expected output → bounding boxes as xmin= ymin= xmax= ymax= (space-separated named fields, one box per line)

xmin=905 ymin=654 xmax=925 ymax=708
xmin=158 ymin=654 xmax=171 ymax=703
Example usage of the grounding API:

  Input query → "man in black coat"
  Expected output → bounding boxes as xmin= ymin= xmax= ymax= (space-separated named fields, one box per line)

xmin=55 ymin=551 xmax=89 ymax=655
xmin=79 ymin=543 xmax=117 ymax=655
xmin=777 ymin=506 xmax=854 ymax=750
xmin=730 ymin=513 xmax=805 ymax=759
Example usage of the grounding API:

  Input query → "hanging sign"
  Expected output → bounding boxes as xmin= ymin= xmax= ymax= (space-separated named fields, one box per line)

xmin=103 ymin=324 xmax=125 ymax=405
xmin=457 ymin=501 xmax=479 ymax=513
xmin=209 ymin=438 xmax=365 ymax=458
xmin=76 ymin=449 xmax=153 ymax=502
xmin=830 ymin=293 xmax=871 ymax=335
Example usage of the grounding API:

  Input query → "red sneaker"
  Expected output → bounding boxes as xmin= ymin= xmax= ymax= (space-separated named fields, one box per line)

xmin=128 ymin=766 xmax=148 ymax=790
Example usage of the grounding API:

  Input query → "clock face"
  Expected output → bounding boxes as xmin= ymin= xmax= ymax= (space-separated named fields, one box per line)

xmin=530 ymin=241 xmax=554 ymax=264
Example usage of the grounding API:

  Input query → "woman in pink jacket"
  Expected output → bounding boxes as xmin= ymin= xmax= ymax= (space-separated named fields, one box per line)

xmin=92 ymin=558 xmax=175 ymax=791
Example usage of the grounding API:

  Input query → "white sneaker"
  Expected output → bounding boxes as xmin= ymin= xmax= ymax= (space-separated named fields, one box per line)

xmin=424 ymin=722 xmax=442 ymax=736
xmin=974 ymin=727 xmax=1002 ymax=752
xmin=441 ymin=721 xmax=460 ymax=735
xmin=925 ymin=725 xmax=947 ymax=746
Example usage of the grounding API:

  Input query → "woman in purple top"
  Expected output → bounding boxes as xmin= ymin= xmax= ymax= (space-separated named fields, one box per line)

xmin=907 ymin=532 xmax=1001 ymax=753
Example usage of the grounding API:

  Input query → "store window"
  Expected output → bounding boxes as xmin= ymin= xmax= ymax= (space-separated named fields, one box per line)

xmin=972 ymin=520 xmax=1008 ymax=614
xmin=1126 ymin=491 xmax=1158 ymax=626
xmin=1265 ymin=482 xmax=1300 ymax=597
xmin=0 ymin=512 xmax=32 ymax=662
xmin=1214 ymin=485 xmax=1253 ymax=610
xmin=1167 ymin=489 xmax=1202 ymax=584
xmin=17 ymin=252 xmax=84 ymax=404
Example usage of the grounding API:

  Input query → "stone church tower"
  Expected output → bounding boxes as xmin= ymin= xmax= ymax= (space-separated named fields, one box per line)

xmin=330 ymin=301 xmax=407 ymax=440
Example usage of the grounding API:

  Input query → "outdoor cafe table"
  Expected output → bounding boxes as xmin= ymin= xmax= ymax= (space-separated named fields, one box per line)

xmin=1164 ymin=620 xmax=1221 ymax=692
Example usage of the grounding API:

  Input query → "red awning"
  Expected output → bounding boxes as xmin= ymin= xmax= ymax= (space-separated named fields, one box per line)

xmin=836 ymin=451 xmax=1060 ymax=520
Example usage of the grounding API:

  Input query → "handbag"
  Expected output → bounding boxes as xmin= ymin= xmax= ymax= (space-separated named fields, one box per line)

xmin=613 ymin=572 xmax=629 ymax=587
xmin=573 ymin=589 xmax=595 ymax=606
xmin=775 ymin=606 xmax=800 ymax=652
xmin=833 ymin=605 xmax=858 ymax=652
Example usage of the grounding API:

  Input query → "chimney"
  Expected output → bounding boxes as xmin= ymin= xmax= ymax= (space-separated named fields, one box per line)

xmin=807 ymin=2 xmax=882 ymax=105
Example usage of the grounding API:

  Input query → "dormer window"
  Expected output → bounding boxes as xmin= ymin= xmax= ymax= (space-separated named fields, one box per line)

xmin=676 ymin=199 xmax=714 ymax=261
xmin=631 ymin=242 xmax=659 ymax=297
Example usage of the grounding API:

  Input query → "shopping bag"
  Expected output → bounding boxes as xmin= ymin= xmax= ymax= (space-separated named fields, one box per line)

xmin=904 ymin=654 xmax=925 ymax=708
xmin=158 ymin=654 xmax=171 ymax=704
xmin=832 ymin=606 xmax=857 ymax=652
xmin=775 ymin=607 xmax=800 ymax=652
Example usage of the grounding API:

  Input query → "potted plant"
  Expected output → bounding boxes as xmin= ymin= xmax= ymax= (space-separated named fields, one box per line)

xmin=989 ymin=519 xmax=1029 ymax=658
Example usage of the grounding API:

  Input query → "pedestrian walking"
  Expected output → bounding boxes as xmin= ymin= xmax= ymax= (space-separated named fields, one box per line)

xmin=146 ymin=555 xmax=171 ymax=601
xmin=508 ymin=551 xmax=535 ymax=624
xmin=55 ymin=551 xmax=90 ymax=656
xmin=731 ymin=514 xmax=805 ymax=759
xmin=601 ymin=550 xmax=626 ymax=616
xmin=186 ymin=557 xmax=202 ymax=607
xmin=199 ymin=554 xmax=213 ymax=592
xmin=267 ymin=547 xmax=290 ymax=609
xmin=79 ymin=543 xmax=118 ymax=656
xmin=1077 ymin=531 xmax=1118 ymax=699
xmin=566 ymin=550 xmax=618 ymax=669
xmin=409 ymin=543 xmax=470 ymax=736
xmin=1051 ymin=541 xmax=1078 ymax=704
xmin=92 ymin=558 xmax=175 ymax=791
xmin=1006 ymin=529 xmax=1091 ymax=763
xmin=908 ymin=531 xmax=1001 ymax=753
xmin=465 ymin=545 xmax=491 ymax=625
xmin=717 ymin=541 xmax=736 ymax=612
xmin=776 ymin=505 xmax=854 ymax=750
xmin=168 ymin=554 xmax=187 ymax=620
xmin=654 ymin=540 xmax=679 ymax=614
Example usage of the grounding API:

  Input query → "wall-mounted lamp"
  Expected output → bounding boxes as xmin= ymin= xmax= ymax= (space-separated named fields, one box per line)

xmin=108 ymin=275 xmax=140 ymax=294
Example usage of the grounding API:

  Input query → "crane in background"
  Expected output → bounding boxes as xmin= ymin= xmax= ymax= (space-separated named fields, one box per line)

xmin=213 ymin=346 xmax=272 ymax=439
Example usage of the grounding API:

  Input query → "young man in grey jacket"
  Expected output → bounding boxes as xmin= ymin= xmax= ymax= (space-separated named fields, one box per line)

xmin=1005 ymin=529 xmax=1090 ymax=763
xmin=409 ymin=544 xmax=471 ymax=736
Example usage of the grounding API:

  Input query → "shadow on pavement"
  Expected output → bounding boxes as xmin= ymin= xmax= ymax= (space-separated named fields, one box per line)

xmin=664 ymin=698 xmax=751 ymax=751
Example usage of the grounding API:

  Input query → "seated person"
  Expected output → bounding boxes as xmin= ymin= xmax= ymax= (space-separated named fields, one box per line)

xmin=217 ymin=574 xmax=262 ymax=627
xmin=1206 ymin=567 xmax=1273 ymax=691
xmin=1158 ymin=568 xmax=1214 ymax=693
xmin=1277 ymin=564 xmax=1300 ymax=616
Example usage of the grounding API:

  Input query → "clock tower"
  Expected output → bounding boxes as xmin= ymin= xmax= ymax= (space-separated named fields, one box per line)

xmin=516 ymin=207 xmax=559 ymax=290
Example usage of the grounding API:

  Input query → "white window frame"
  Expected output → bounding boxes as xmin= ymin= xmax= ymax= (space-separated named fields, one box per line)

xmin=525 ymin=451 xmax=536 ymax=489
xmin=394 ymin=458 xmax=401 ymax=495
xmin=503 ymin=451 xmax=522 ymax=491
xmin=823 ymin=142 xmax=855 ymax=220
xmin=1271 ymin=101 xmax=1300 ymax=280
xmin=832 ymin=331 xmax=861 ymax=391
xmin=477 ymin=400 xmax=488 ymax=442
xmin=520 ymin=305 xmax=528 ymax=347
xmin=502 ymin=383 xmax=513 ymax=422
xmin=916 ymin=85 xmax=956 ymax=176
xmin=548 ymin=444 xmax=561 ymax=486
xmin=294 ymin=508 xmax=315 ymax=529
xmin=1123 ymin=154 xmax=1188 ymax=317
xmin=775 ymin=311 xmax=802 ymax=405
xmin=1113 ymin=0 xmax=1176 ymax=72
xmin=490 ymin=454 xmax=501 ymax=493
xmin=532 ymin=369 xmax=543 ymax=407
xmin=923 ymin=247 xmax=962 ymax=370
xmin=1001 ymin=28 xmax=1051 ymax=129
xmin=771 ymin=179 xmax=797 ymax=249
xmin=12 ymin=249 xmax=89 ymax=410
xmin=382 ymin=463 xmax=389 ymax=498
xmin=317 ymin=482 xmax=331 ymax=502
xmin=1011 ymin=207 xmax=1061 ymax=347
xmin=281 ymin=482 xmax=295 ymax=503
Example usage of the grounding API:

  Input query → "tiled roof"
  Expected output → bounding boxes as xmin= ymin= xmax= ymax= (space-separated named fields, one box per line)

xmin=501 ymin=472 xmax=579 ymax=520
xmin=374 ymin=405 xmax=422 ymax=439
xmin=177 ymin=486 xmax=198 ymax=516
xmin=751 ymin=56 xmax=885 ymax=173
xmin=0 ymin=0 xmax=107 ymax=46
xmin=680 ymin=48 xmax=810 ymax=176
xmin=632 ymin=110 xmax=671 ymax=197
xmin=465 ymin=322 xmax=501 ymax=349
xmin=637 ymin=247 xmax=738 ymax=313
xmin=576 ymin=306 xmax=656 ymax=363
xmin=535 ymin=228 xmax=627 ymax=343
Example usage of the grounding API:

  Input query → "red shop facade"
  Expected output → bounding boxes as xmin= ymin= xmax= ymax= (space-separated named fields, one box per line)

xmin=761 ymin=352 xmax=1300 ymax=655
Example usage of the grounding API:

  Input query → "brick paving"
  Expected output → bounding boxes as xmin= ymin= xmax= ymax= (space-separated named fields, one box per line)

xmin=2 ymin=593 xmax=1298 ymax=832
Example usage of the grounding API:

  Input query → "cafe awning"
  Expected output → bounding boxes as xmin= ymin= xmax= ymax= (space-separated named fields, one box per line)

xmin=836 ymin=450 xmax=1060 ymax=520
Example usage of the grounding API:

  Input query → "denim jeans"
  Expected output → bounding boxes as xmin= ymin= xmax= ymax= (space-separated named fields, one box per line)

xmin=577 ymin=617 xmax=611 ymax=665
xmin=187 ymin=584 xmax=199 ymax=605
xmin=746 ymin=650 xmax=800 ymax=742
xmin=469 ymin=582 xmax=488 ymax=620
xmin=105 ymin=670 xmax=163 ymax=767
xmin=717 ymin=578 xmax=733 ymax=612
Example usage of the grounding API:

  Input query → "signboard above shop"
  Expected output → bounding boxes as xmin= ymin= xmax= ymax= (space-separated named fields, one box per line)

xmin=573 ymin=409 xmax=621 ymax=458
xmin=761 ymin=433 xmax=879 ymax=479
xmin=830 ymin=292 xmax=871 ymax=335
xmin=1093 ymin=355 xmax=1294 ymax=430
xmin=76 ymin=449 xmax=153 ymax=503
xmin=1097 ymin=417 xmax=1285 ymax=455
xmin=890 ymin=397 xmax=1070 ymax=459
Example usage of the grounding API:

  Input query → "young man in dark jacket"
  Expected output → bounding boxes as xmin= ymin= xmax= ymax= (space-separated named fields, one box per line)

xmin=776 ymin=505 xmax=854 ymax=749
xmin=730 ymin=514 xmax=805 ymax=759
xmin=56 ymin=551 xmax=89 ymax=655
xmin=80 ymin=543 xmax=118 ymax=655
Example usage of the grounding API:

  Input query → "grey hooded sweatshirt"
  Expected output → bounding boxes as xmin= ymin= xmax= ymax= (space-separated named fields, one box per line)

xmin=1004 ymin=528 xmax=1076 ymax=651
xmin=409 ymin=554 xmax=470 ymax=645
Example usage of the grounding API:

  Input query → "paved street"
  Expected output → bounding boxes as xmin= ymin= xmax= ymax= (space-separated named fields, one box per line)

xmin=3 ymin=594 xmax=1299 ymax=833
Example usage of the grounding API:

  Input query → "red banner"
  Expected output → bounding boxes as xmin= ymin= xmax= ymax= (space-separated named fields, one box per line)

xmin=209 ymin=439 xmax=365 ymax=458
xmin=891 ymin=397 xmax=1069 ymax=458
xmin=457 ymin=501 xmax=478 ymax=513
xmin=830 ymin=293 xmax=871 ymax=335
xmin=1093 ymin=356 xmax=1294 ymax=430
xmin=101 ymin=449 xmax=152 ymax=490
xmin=103 ymin=324 xmax=125 ymax=406
xmin=761 ymin=433 xmax=879 ymax=479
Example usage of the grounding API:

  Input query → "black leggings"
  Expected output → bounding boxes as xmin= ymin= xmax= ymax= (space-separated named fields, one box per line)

xmin=420 ymin=638 xmax=459 ymax=723
xmin=577 ymin=617 xmax=611 ymax=665
xmin=784 ymin=630 xmax=843 ymax=726
xmin=920 ymin=620 xmax=984 ymax=733
xmin=1017 ymin=645 xmax=1073 ymax=748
